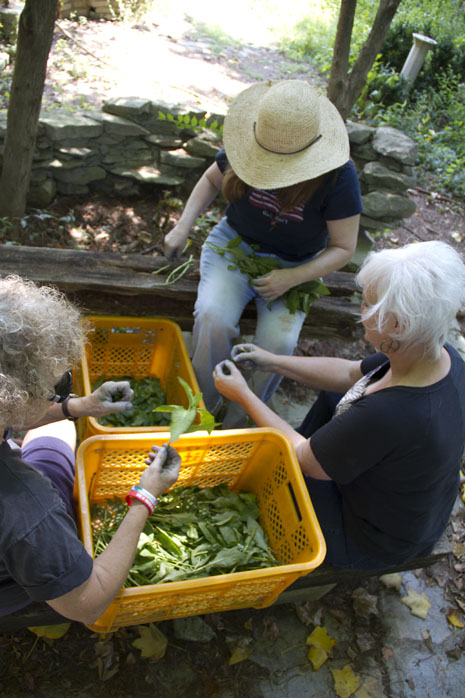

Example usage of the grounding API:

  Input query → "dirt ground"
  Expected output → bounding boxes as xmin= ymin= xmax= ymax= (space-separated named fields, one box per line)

xmin=0 ymin=9 xmax=465 ymax=698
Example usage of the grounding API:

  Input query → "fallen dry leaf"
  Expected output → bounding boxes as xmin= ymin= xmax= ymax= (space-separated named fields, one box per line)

xmin=452 ymin=541 xmax=465 ymax=559
xmin=331 ymin=664 xmax=361 ymax=698
xmin=352 ymin=587 xmax=379 ymax=618
xmin=382 ymin=646 xmax=394 ymax=660
xmin=229 ymin=637 xmax=254 ymax=665
xmin=27 ymin=623 xmax=71 ymax=640
xmin=447 ymin=611 xmax=465 ymax=628
xmin=306 ymin=626 xmax=337 ymax=671
xmin=294 ymin=600 xmax=324 ymax=627
xmin=421 ymin=629 xmax=433 ymax=652
xmin=401 ymin=588 xmax=431 ymax=619
xmin=132 ymin=624 xmax=167 ymax=660
xmin=379 ymin=573 xmax=402 ymax=592
xmin=355 ymin=675 xmax=387 ymax=698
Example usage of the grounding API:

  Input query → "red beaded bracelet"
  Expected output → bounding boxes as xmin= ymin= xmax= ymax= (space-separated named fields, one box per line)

xmin=126 ymin=486 xmax=158 ymax=515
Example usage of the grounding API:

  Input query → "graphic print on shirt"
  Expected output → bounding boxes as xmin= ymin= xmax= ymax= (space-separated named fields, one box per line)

xmin=249 ymin=189 xmax=304 ymax=227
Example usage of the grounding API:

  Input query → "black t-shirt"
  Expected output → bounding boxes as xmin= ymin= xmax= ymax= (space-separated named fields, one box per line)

xmin=311 ymin=344 xmax=465 ymax=564
xmin=0 ymin=442 xmax=93 ymax=615
xmin=215 ymin=148 xmax=363 ymax=261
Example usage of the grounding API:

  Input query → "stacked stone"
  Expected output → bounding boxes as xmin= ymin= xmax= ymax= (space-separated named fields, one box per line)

xmin=60 ymin=1 xmax=147 ymax=20
xmin=0 ymin=95 xmax=418 ymax=231
xmin=347 ymin=121 xmax=417 ymax=233
xmin=0 ymin=96 xmax=223 ymax=207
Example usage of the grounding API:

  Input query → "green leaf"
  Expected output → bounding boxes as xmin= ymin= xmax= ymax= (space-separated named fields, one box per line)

xmin=168 ymin=405 xmax=198 ymax=444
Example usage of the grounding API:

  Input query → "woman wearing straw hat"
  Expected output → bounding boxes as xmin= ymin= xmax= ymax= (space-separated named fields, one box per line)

xmin=164 ymin=80 xmax=362 ymax=427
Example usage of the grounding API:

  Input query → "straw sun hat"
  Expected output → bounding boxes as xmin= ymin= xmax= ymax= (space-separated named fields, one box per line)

xmin=222 ymin=80 xmax=349 ymax=190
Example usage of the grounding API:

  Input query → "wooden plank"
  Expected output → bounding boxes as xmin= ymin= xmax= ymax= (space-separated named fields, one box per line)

xmin=0 ymin=244 xmax=363 ymax=339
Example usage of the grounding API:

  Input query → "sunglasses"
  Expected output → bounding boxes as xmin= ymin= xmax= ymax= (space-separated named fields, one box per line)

xmin=49 ymin=370 xmax=73 ymax=403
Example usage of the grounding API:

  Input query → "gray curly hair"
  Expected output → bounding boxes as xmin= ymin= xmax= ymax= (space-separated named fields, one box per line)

xmin=0 ymin=276 xmax=85 ymax=426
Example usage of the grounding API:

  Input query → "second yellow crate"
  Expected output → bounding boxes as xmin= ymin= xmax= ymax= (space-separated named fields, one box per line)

xmin=76 ymin=315 xmax=204 ymax=438
xmin=76 ymin=429 xmax=326 ymax=633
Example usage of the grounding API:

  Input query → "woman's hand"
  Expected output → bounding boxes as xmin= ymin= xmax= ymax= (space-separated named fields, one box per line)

xmin=72 ymin=381 xmax=134 ymax=418
xmin=252 ymin=268 xmax=296 ymax=301
xmin=141 ymin=444 xmax=181 ymax=498
xmin=164 ymin=224 xmax=190 ymax=261
xmin=231 ymin=343 xmax=276 ymax=371
xmin=213 ymin=360 xmax=251 ymax=402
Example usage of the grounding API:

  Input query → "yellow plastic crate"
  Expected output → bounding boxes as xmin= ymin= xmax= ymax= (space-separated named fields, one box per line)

xmin=76 ymin=429 xmax=326 ymax=633
xmin=76 ymin=315 xmax=204 ymax=438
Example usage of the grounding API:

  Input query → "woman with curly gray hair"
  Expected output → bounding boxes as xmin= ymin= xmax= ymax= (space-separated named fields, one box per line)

xmin=0 ymin=276 xmax=181 ymax=623
xmin=213 ymin=241 xmax=465 ymax=570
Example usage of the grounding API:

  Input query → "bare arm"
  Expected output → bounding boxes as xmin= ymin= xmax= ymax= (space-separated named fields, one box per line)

xmin=46 ymin=446 xmax=181 ymax=624
xmin=14 ymin=381 xmax=134 ymax=430
xmin=213 ymin=362 xmax=330 ymax=480
xmin=231 ymin=344 xmax=363 ymax=394
xmin=252 ymin=214 xmax=360 ymax=301
xmin=164 ymin=162 xmax=224 ymax=259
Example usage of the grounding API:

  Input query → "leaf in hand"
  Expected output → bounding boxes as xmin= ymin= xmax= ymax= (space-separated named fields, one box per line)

xmin=154 ymin=377 xmax=219 ymax=443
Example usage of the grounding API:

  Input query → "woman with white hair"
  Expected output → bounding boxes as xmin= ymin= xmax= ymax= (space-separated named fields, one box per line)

xmin=164 ymin=80 xmax=362 ymax=427
xmin=213 ymin=241 xmax=465 ymax=569
xmin=0 ymin=276 xmax=180 ymax=622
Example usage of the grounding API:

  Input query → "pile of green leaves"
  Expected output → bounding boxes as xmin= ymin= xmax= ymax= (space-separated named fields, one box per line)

xmin=207 ymin=235 xmax=330 ymax=315
xmin=93 ymin=376 xmax=171 ymax=427
xmin=91 ymin=484 xmax=280 ymax=585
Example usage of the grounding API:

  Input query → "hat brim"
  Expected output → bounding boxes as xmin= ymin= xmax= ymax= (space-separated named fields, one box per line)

xmin=223 ymin=82 xmax=350 ymax=189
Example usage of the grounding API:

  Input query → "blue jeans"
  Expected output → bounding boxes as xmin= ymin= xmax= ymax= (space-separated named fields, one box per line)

xmin=298 ymin=391 xmax=391 ymax=570
xmin=192 ymin=218 xmax=309 ymax=426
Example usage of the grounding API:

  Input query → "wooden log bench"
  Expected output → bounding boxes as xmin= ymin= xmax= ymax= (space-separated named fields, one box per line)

xmin=0 ymin=244 xmax=363 ymax=340
xmin=0 ymin=532 xmax=451 ymax=632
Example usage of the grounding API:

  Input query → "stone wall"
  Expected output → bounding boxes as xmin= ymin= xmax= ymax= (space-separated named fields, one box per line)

xmin=0 ymin=94 xmax=418 ymax=232
xmin=60 ymin=1 xmax=135 ymax=20
xmin=0 ymin=96 xmax=224 ymax=207
xmin=347 ymin=121 xmax=417 ymax=234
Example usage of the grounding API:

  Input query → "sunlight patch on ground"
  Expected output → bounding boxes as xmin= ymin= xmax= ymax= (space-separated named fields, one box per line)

xmin=151 ymin=0 xmax=335 ymax=46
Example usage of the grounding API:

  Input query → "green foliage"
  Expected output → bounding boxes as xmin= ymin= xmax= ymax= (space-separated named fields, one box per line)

xmin=107 ymin=0 xmax=155 ymax=23
xmin=349 ymin=0 xmax=465 ymax=199
xmin=157 ymin=110 xmax=223 ymax=137
xmin=374 ymin=70 xmax=465 ymax=198
xmin=154 ymin=377 xmax=218 ymax=443
xmin=207 ymin=235 xmax=330 ymax=315
xmin=91 ymin=483 xmax=280 ymax=585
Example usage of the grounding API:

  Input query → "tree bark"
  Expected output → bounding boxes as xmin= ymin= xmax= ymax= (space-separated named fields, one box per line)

xmin=0 ymin=0 xmax=58 ymax=217
xmin=328 ymin=0 xmax=403 ymax=119
xmin=327 ymin=0 xmax=357 ymax=115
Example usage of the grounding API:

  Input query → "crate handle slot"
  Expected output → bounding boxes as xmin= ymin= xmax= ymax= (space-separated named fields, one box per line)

xmin=110 ymin=327 xmax=142 ymax=334
xmin=287 ymin=482 xmax=302 ymax=522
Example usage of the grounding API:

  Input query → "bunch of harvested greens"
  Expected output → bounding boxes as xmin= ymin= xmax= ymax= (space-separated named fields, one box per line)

xmin=91 ymin=483 xmax=280 ymax=586
xmin=92 ymin=376 xmax=171 ymax=427
xmin=207 ymin=235 xmax=330 ymax=315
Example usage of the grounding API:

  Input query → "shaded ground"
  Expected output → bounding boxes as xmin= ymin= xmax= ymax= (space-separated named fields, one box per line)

xmin=0 ymin=8 xmax=464 ymax=698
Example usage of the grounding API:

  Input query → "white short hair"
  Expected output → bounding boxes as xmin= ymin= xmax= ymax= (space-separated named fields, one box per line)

xmin=356 ymin=241 xmax=465 ymax=359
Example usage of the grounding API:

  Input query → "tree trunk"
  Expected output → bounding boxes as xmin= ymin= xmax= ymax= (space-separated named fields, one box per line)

xmin=0 ymin=0 xmax=58 ymax=217
xmin=327 ymin=0 xmax=357 ymax=116
xmin=328 ymin=0 xmax=403 ymax=119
